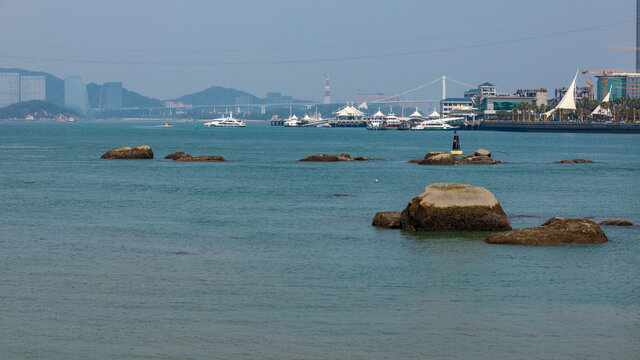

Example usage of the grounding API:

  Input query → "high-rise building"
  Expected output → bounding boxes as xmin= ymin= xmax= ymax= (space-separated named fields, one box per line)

xmin=100 ymin=82 xmax=123 ymax=110
xmin=20 ymin=76 xmax=46 ymax=102
xmin=64 ymin=75 xmax=89 ymax=115
xmin=267 ymin=92 xmax=282 ymax=104
xmin=0 ymin=73 xmax=20 ymax=108
xmin=324 ymin=73 xmax=331 ymax=104
xmin=595 ymin=74 xmax=640 ymax=100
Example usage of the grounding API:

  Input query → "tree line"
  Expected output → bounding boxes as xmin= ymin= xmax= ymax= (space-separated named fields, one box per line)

xmin=495 ymin=97 xmax=640 ymax=122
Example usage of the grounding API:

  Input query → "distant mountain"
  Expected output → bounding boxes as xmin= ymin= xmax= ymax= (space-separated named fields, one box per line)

xmin=0 ymin=68 xmax=65 ymax=106
xmin=123 ymin=88 xmax=163 ymax=108
xmin=0 ymin=100 xmax=77 ymax=119
xmin=173 ymin=86 xmax=261 ymax=106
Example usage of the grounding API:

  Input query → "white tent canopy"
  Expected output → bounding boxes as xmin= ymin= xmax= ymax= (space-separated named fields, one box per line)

xmin=358 ymin=102 xmax=368 ymax=110
xmin=428 ymin=110 xmax=440 ymax=119
xmin=591 ymin=88 xmax=612 ymax=117
xmin=409 ymin=109 xmax=423 ymax=118
xmin=335 ymin=105 xmax=365 ymax=117
xmin=545 ymin=72 xmax=578 ymax=117
xmin=372 ymin=109 xmax=385 ymax=118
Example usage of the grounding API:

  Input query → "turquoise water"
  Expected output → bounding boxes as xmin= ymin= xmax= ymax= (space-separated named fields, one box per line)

xmin=0 ymin=121 xmax=639 ymax=359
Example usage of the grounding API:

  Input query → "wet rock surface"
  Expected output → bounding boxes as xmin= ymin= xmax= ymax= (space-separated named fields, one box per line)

xmin=455 ymin=155 xmax=502 ymax=165
xmin=165 ymin=152 xmax=227 ymax=162
xmin=165 ymin=151 xmax=191 ymax=160
xmin=485 ymin=217 xmax=608 ymax=246
xmin=372 ymin=212 xmax=402 ymax=229
xmin=299 ymin=153 xmax=383 ymax=162
xmin=410 ymin=149 xmax=502 ymax=165
xmin=599 ymin=219 xmax=633 ymax=226
xmin=101 ymin=145 xmax=153 ymax=159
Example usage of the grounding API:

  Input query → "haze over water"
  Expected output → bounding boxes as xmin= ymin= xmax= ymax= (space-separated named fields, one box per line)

xmin=0 ymin=121 xmax=638 ymax=359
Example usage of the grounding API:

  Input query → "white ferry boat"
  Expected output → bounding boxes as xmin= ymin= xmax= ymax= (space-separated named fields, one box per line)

xmin=204 ymin=111 xmax=246 ymax=127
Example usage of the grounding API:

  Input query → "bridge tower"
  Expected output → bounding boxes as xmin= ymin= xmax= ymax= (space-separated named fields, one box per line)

xmin=442 ymin=75 xmax=447 ymax=100
xmin=323 ymin=73 xmax=331 ymax=104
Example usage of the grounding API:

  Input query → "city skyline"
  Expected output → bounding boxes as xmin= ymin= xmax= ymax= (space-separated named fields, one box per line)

xmin=0 ymin=0 xmax=635 ymax=101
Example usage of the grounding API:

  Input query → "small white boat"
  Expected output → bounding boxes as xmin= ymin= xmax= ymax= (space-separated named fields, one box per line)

xmin=410 ymin=120 xmax=455 ymax=131
xmin=204 ymin=111 xmax=246 ymax=127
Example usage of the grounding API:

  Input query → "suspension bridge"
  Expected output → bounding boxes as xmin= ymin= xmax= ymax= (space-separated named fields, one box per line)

xmin=118 ymin=75 xmax=477 ymax=113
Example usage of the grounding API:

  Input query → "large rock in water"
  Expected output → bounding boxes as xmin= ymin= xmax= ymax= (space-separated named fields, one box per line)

xmin=411 ymin=152 xmax=456 ymax=165
xmin=399 ymin=183 xmax=511 ymax=231
xmin=372 ymin=212 xmax=402 ymax=229
xmin=101 ymin=145 xmax=153 ymax=159
xmin=485 ymin=218 xmax=608 ymax=246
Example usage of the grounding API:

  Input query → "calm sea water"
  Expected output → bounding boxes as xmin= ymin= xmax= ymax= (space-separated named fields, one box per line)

xmin=0 ymin=121 xmax=638 ymax=359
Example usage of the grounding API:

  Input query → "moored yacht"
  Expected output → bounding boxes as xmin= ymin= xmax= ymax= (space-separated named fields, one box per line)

xmin=204 ymin=111 xmax=246 ymax=127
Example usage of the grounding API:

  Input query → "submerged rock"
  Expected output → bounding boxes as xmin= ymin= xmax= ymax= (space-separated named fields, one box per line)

xmin=372 ymin=212 xmax=402 ymax=229
xmin=485 ymin=217 xmax=608 ymax=246
xmin=299 ymin=153 xmax=382 ymax=162
xmin=399 ymin=183 xmax=511 ymax=232
xmin=599 ymin=219 xmax=633 ymax=226
xmin=555 ymin=159 xmax=595 ymax=163
xmin=101 ymin=145 xmax=153 ymax=159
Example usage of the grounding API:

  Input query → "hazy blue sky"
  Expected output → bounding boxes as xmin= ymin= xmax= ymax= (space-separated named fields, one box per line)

xmin=0 ymin=0 xmax=635 ymax=101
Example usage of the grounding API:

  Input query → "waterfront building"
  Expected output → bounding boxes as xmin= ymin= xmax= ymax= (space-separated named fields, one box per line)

xmin=100 ymin=82 xmax=123 ymax=110
xmin=440 ymin=98 xmax=474 ymax=117
xmin=0 ymin=73 xmax=20 ymax=108
xmin=477 ymin=82 xmax=496 ymax=97
xmin=515 ymin=88 xmax=548 ymax=106
xmin=555 ymin=86 xmax=592 ymax=101
xmin=463 ymin=88 xmax=478 ymax=99
xmin=480 ymin=95 xmax=536 ymax=118
xmin=596 ymin=73 xmax=640 ymax=100
xmin=20 ymin=76 xmax=46 ymax=102
xmin=64 ymin=75 xmax=89 ymax=115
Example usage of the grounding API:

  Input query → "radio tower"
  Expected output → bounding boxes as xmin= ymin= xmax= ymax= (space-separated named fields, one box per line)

xmin=323 ymin=73 xmax=331 ymax=104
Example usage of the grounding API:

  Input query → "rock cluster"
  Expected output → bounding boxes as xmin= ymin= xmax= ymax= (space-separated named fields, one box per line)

xmin=409 ymin=149 xmax=501 ymax=165
xmin=555 ymin=159 xmax=595 ymax=163
xmin=599 ymin=220 xmax=633 ymax=226
xmin=101 ymin=145 xmax=153 ymax=159
xmin=373 ymin=183 xmax=511 ymax=232
xmin=165 ymin=152 xmax=227 ymax=162
xmin=299 ymin=153 xmax=383 ymax=162
xmin=485 ymin=217 xmax=608 ymax=246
